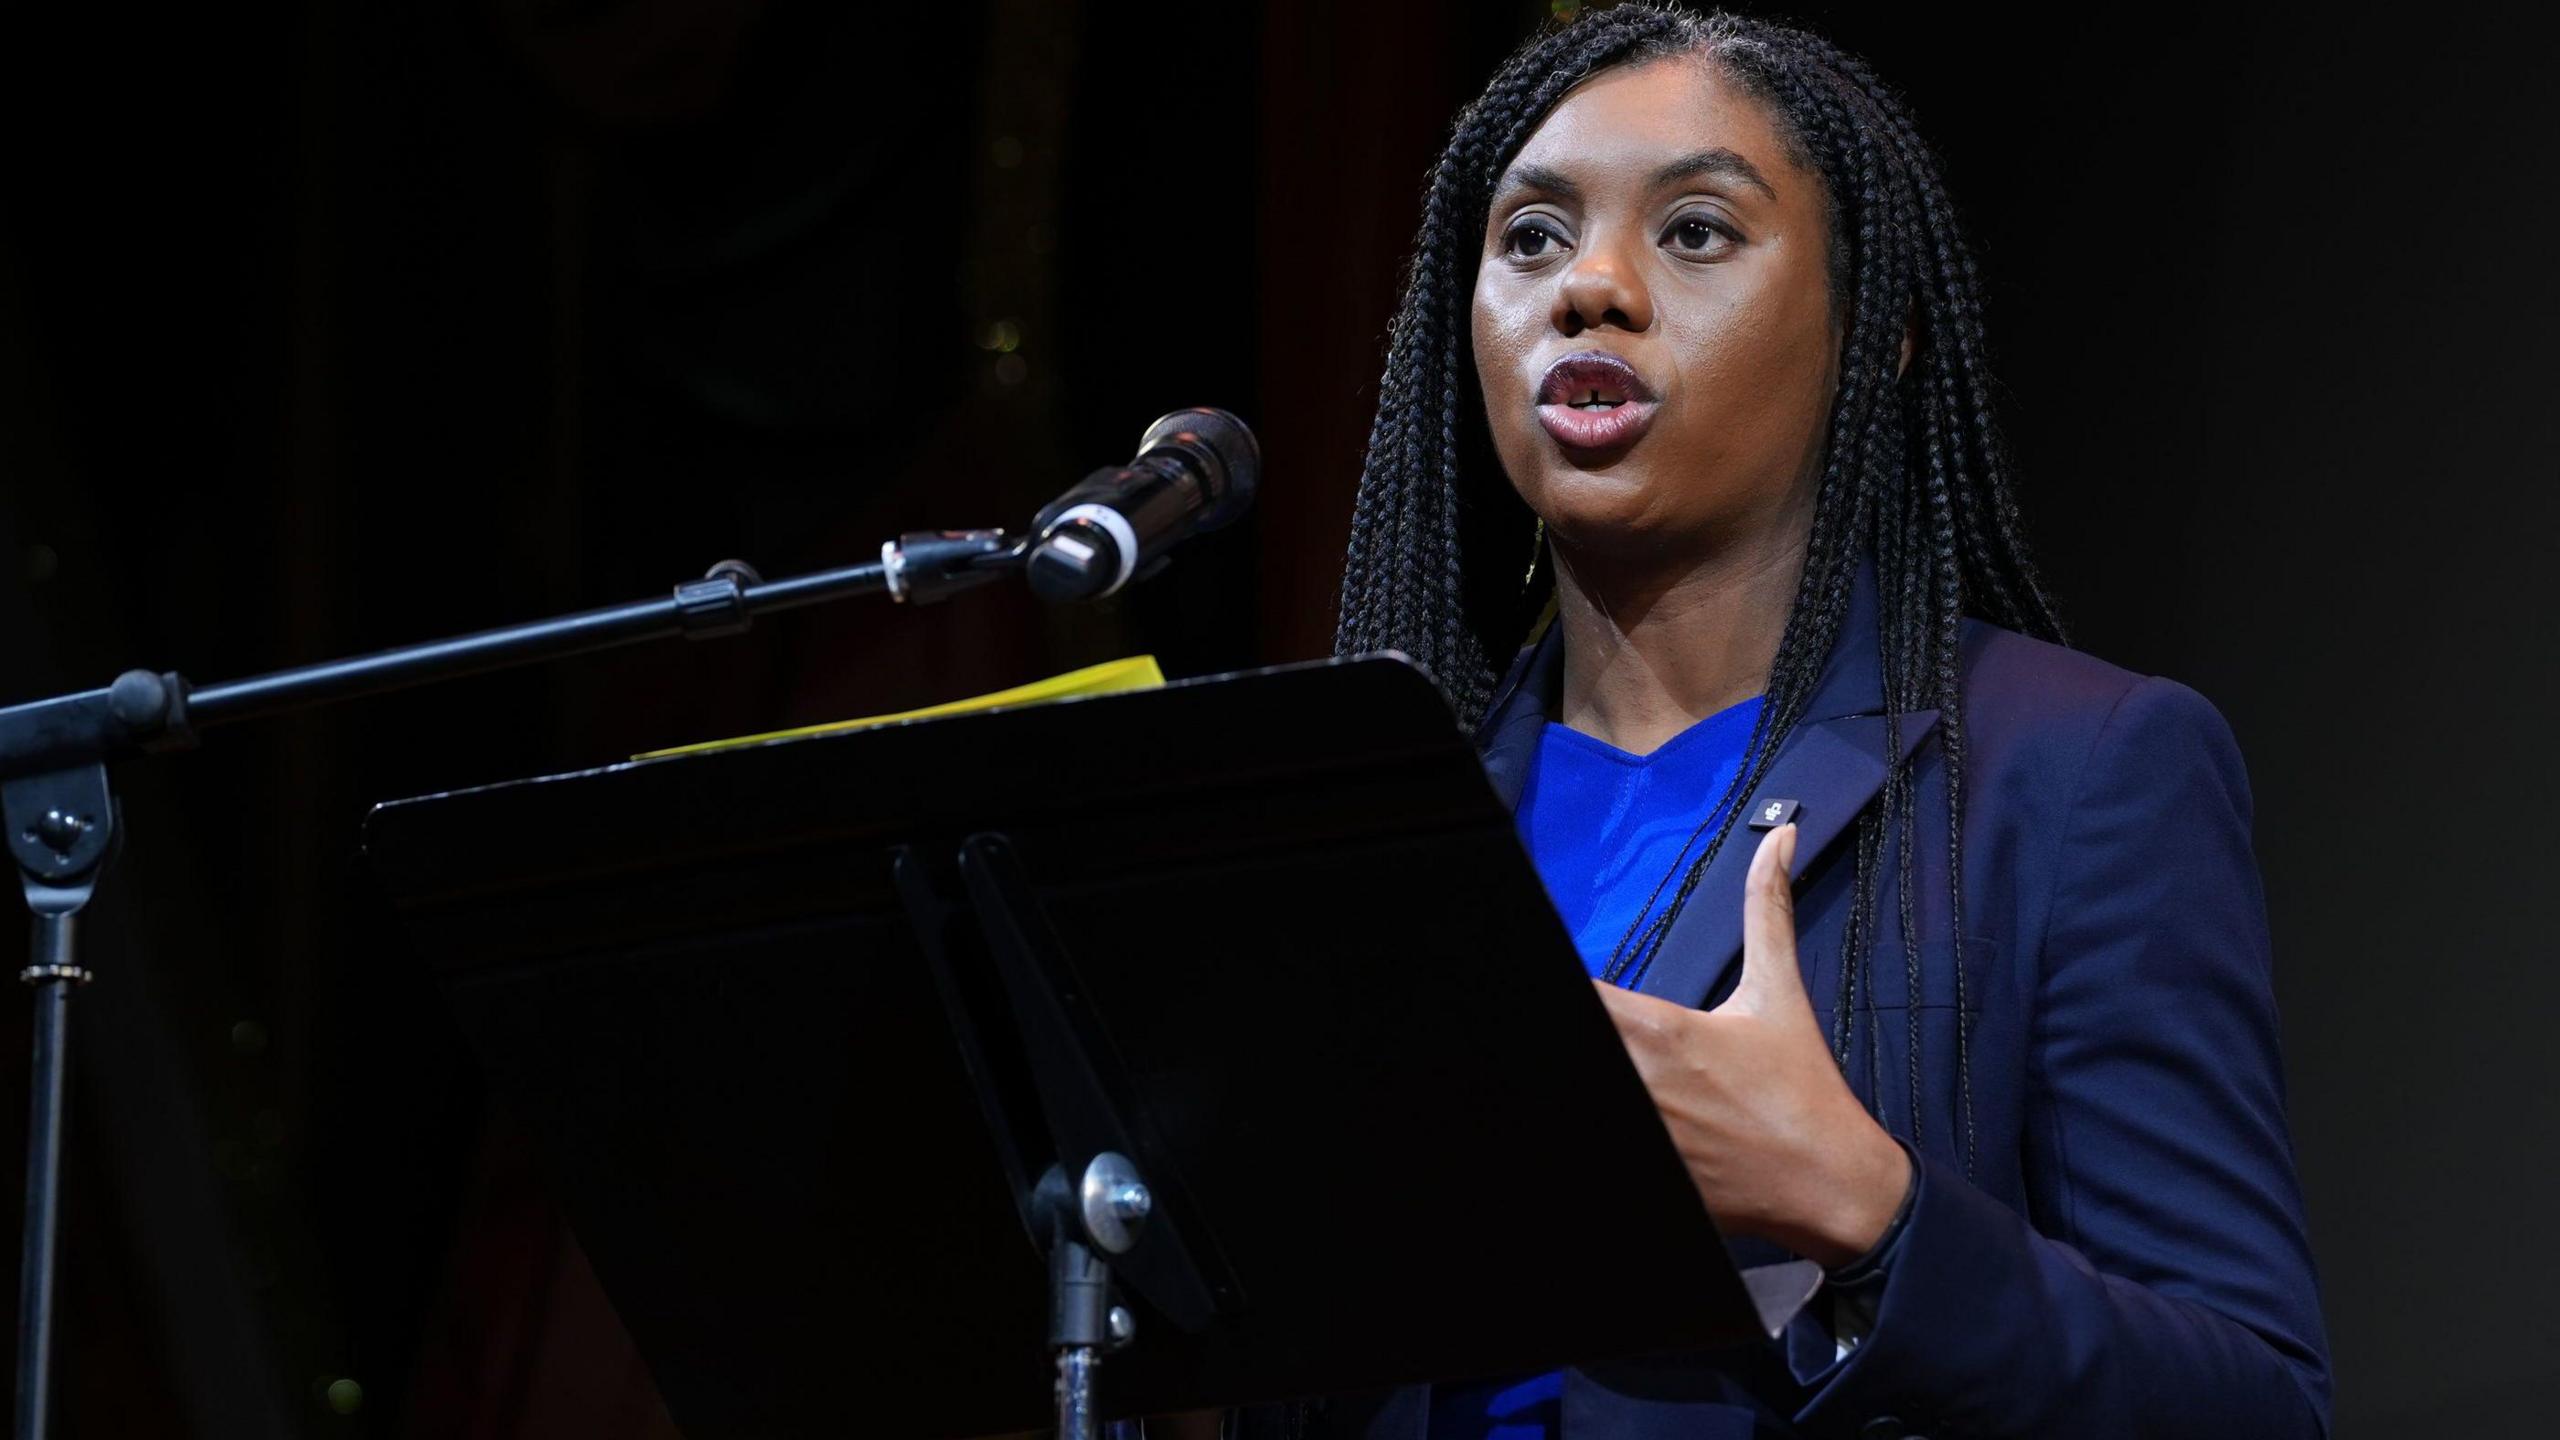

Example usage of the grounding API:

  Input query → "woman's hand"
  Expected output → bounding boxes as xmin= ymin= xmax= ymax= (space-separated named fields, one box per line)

xmin=1594 ymin=822 xmax=1912 ymax=1268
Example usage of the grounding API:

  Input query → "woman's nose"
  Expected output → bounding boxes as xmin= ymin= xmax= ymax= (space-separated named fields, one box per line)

xmin=1554 ymin=231 xmax=1652 ymax=336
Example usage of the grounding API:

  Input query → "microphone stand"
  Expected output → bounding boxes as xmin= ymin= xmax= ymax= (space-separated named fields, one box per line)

xmin=0 ymin=528 xmax=1024 ymax=1440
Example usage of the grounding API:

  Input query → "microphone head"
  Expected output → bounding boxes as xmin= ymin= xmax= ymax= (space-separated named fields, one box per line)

xmin=1137 ymin=407 xmax=1259 ymax=533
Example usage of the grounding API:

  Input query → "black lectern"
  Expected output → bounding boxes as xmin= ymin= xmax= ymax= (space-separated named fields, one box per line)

xmin=364 ymin=655 xmax=1803 ymax=1438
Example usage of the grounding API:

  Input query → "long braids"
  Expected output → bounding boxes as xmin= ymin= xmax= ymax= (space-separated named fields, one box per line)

xmin=1333 ymin=5 xmax=2063 ymax=1171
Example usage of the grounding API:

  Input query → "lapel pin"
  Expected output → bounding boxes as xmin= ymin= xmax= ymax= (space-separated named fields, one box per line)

xmin=1747 ymin=797 xmax=1800 ymax=831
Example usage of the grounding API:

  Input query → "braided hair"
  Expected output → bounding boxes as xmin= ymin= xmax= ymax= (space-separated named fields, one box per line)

xmin=1333 ymin=4 xmax=2064 ymax=1170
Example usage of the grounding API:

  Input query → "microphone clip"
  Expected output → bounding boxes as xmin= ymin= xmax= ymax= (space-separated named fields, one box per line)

xmin=882 ymin=529 xmax=1025 ymax=606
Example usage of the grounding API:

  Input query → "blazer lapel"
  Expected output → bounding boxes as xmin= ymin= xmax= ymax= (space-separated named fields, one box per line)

xmin=1475 ymin=617 xmax=1564 ymax=812
xmin=1630 ymin=558 xmax=1928 ymax=1009
xmin=1630 ymin=707 xmax=1937 ymax=1009
xmin=1469 ymin=560 xmax=1940 ymax=1012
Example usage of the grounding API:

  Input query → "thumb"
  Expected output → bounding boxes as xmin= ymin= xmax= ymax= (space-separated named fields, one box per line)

xmin=1721 ymin=822 xmax=1810 ymax=1017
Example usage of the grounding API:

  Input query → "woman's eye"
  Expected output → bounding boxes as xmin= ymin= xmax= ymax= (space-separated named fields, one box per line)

xmin=1502 ymin=219 xmax=1568 ymax=258
xmin=1663 ymin=214 xmax=1737 ymax=255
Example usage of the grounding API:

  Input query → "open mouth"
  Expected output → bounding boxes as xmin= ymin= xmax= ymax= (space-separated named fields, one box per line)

xmin=1535 ymin=351 xmax=1660 ymax=452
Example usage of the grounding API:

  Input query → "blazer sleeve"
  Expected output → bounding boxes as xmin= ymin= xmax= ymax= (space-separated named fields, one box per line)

xmin=1790 ymin=676 xmax=2333 ymax=1439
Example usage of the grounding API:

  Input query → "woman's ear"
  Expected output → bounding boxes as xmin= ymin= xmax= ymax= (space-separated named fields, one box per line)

xmin=1896 ymin=303 xmax=1916 ymax=381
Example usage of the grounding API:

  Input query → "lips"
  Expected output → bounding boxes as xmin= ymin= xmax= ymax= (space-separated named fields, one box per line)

xmin=1535 ymin=350 xmax=1661 ymax=453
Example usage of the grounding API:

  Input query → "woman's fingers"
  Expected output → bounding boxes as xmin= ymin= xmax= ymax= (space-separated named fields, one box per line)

xmin=1722 ymin=822 xmax=1808 ymax=1017
xmin=1593 ymin=821 xmax=1903 ymax=1259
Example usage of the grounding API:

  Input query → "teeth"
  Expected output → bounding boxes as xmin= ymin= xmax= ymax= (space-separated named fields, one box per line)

xmin=1548 ymin=374 xmax=1635 ymax=408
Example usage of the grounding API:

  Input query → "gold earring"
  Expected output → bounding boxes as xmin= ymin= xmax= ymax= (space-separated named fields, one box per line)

xmin=1521 ymin=515 xmax=1546 ymax=592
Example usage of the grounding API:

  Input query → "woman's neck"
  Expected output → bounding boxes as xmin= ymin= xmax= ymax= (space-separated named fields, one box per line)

xmin=1549 ymin=525 xmax=1808 ymax=757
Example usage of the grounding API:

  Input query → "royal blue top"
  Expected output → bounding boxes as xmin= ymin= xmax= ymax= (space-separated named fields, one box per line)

xmin=1427 ymin=694 xmax=1765 ymax=1440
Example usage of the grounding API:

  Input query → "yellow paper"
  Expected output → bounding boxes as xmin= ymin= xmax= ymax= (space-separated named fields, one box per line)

xmin=634 ymin=656 xmax=1166 ymax=760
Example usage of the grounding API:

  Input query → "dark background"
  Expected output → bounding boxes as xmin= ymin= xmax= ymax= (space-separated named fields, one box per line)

xmin=1 ymin=1 xmax=2549 ymax=1434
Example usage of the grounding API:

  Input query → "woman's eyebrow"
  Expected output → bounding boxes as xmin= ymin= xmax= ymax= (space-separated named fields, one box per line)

xmin=1650 ymin=147 xmax=1777 ymax=199
xmin=1492 ymin=149 xmax=1779 ymax=207
xmin=1492 ymin=162 xmax=1577 ymax=205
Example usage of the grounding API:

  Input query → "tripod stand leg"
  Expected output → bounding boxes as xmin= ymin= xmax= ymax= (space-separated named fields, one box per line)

xmin=14 ymin=912 xmax=83 ymax=1440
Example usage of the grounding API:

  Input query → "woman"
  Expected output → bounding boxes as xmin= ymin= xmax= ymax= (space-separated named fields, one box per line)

xmin=1295 ymin=6 xmax=2330 ymax=1438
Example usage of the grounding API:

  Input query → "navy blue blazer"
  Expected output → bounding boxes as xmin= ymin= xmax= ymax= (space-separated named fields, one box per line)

xmin=1302 ymin=566 xmax=2332 ymax=1440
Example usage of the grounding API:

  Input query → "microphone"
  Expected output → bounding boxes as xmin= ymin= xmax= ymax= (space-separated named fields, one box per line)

xmin=1025 ymin=408 xmax=1260 ymax=603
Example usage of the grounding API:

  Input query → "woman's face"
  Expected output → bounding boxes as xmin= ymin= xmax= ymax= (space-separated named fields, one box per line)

xmin=1472 ymin=55 xmax=1838 ymax=566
